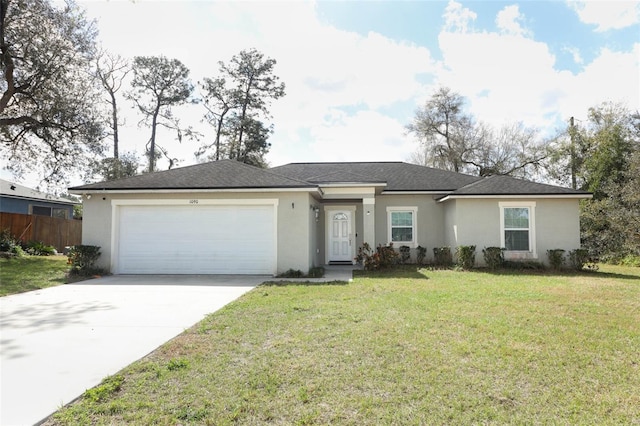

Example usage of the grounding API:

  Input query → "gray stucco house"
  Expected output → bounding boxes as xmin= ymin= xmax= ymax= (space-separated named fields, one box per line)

xmin=1 ymin=178 xmax=76 ymax=219
xmin=70 ymin=160 xmax=591 ymax=274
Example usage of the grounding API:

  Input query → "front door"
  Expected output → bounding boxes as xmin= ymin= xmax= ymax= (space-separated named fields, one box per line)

xmin=328 ymin=210 xmax=353 ymax=262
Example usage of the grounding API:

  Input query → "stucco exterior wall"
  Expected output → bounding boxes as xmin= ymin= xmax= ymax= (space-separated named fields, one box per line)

xmin=81 ymin=191 xmax=314 ymax=274
xmin=307 ymin=195 xmax=323 ymax=269
xmin=442 ymin=197 xmax=582 ymax=266
xmin=443 ymin=200 xmax=457 ymax=253
xmin=374 ymin=194 xmax=445 ymax=262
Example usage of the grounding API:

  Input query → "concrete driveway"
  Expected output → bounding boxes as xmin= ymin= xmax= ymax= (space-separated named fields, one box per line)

xmin=0 ymin=275 xmax=263 ymax=426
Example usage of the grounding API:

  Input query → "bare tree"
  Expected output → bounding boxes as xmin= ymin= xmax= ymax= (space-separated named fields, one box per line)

xmin=406 ymin=87 xmax=476 ymax=173
xmin=408 ymin=87 xmax=547 ymax=178
xmin=95 ymin=49 xmax=130 ymax=159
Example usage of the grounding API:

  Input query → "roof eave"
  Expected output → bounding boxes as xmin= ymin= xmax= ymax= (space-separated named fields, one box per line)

xmin=381 ymin=190 xmax=453 ymax=195
xmin=318 ymin=182 xmax=387 ymax=188
xmin=437 ymin=193 xmax=593 ymax=202
xmin=0 ymin=193 xmax=78 ymax=205
xmin=68 ymin=186 xmax=320 ymax=195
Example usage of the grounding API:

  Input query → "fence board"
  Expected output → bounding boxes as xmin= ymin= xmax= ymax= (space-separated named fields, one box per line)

xmin=0 ymin=212 xmax=82 ymax=252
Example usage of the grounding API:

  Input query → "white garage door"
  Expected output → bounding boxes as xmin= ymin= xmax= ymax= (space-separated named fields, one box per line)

xmin=116 ymin=204 xmax=276 ymax=274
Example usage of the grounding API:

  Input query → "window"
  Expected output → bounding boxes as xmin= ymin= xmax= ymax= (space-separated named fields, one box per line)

xmin=52 ymin=208 xmax=68 ymax=219
xmin=31 ymin=205 xmax=69 ymax=219
xmin=387 ymin=207 xmax=417 ymax=246
xmin=32 ymin=206 xmax=52 ymax=217
xmin=500 ymin=202 xmax=536 ymax=255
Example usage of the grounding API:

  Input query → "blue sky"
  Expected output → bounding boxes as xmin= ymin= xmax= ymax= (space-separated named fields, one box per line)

xmin=9 ymin=0 xmax=639 ymax=186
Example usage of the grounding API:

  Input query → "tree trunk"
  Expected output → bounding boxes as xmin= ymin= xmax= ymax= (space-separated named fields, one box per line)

xmin=149 ymin=105 xmax=159 ymax=172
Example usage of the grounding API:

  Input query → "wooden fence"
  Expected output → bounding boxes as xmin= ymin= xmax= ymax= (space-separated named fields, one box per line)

xmin=1 ymin=212 xmax=82 ymax=252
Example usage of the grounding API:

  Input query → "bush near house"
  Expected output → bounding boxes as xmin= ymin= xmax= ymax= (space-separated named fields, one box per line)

xmin=483 ymin=247 xmax=505 ymax=270
xmin=0 ymin=229 xmax=23 ymax=258
xmin=355 ymin=243 xmax=399 ymax=271
xmin=547 ymin=249 xmax=566 ymax=270
xmin=25 ymin=241 xmax=57 ymax=256
xmin=433 ymin=247 xmax=453 ymax=267
xmin=456 ymin=245 xmax=476 ymax=270
xmin=398 ymin=245 xmax=411 ymax=264
xmin=68 ymin=245 xmax=104 ymax=276
xmin=416 ymin=245 xmax=427 ymax=265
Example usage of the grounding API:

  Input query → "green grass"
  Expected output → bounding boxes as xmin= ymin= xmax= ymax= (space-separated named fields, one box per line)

xmin=0 ymin=255 xmax=70 ymax=296
xmin=49 ymin=265 xmax=640 ymax=425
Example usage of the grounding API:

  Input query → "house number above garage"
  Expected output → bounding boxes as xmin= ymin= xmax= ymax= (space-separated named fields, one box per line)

xmin=189 ymin=199 xmax=199 ymax=204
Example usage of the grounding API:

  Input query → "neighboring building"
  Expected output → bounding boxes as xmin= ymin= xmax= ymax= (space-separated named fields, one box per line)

xmin=0 ymin=179 xmax=76 ymax=219
xmin=70 ymin=160 xmax=592 ymax=275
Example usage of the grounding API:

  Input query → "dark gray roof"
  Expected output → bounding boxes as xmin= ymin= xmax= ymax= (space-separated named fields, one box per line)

xmin=271 ymin=162 xmax=480 ymax=191
xmin=447 ymin=175 xmax=591 ymax=196
xmin=70 ymin=159 xmax=315 ymax=191
xmin=69 ymin=159 xmax=591 ymax=198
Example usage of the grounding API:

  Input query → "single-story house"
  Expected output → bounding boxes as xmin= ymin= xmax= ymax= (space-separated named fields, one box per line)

xmin=1 ymin=178 xmax=76 ymax=219
xmin=69 ymin=160 xmax=592 ymax=274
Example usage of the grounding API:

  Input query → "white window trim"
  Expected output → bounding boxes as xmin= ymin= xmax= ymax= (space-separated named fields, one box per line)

xmin=386 ymin=206 xmax=418 ymax=248
xmin=499 ymin=201 xmax=537 ymax=258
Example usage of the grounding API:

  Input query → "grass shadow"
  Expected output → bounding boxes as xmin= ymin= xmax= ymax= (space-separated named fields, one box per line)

xmin=261 ymin=280 xmax=350 ymax=287
xmin=473 ymin=267 xmax=640 ymax=281
xmin=353 ymin=265 xmax=430 ymax=280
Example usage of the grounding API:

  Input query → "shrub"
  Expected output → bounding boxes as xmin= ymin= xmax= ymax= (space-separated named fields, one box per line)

xmin=278 ymin=268 xmax=304 ymax=278
xmin=68 ymin=245 xmax=102 ymax=275
xmin=308 ymin=266 xmax=324 ymax=278
xmin=619 ymin=255 xmax=640 ymax=267
xmin=0 ymin=229 xmax=22 ymax=256
xmin=503 ymin=260 xmax=546 ymax=270
xmin=356 ymin=242 xmax=399 ymax=271
xmin=547 ymin=249 xmax=565 ymax=270
xmin=416 ymin=245 xmax=427 ymax=266
xmin=433 ymin=247 xmax=452 ymax=266
xmin=355 ymin=242 xmax=374 ymax=269
xmin=399 ymin=245 xmax=411 ymax=264
xmin=482 ymin=247 xmax=505 ymax=270
xmin=568 ymin=248 xmax=598 ymax=271
xmin=456 ymin=245 xmax=476 ymax=270
xmin=377 ymin=243 xmax=399 ymax=269
xmin=25 ymin=240 xmax=57 ymax=256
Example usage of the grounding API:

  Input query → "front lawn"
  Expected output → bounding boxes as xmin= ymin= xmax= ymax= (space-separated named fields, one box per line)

xmin=49 ymin=265 xmax=639 ymax=424
xmin=0 ymin=255 xmax=70 ymax=296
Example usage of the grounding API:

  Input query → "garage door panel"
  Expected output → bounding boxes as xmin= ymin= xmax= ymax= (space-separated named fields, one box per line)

xmin=117 ymin=204 xmax=275 ymax=274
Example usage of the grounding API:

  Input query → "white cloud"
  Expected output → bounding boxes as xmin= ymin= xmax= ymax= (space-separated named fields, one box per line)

xmin=496 ymin=5 xmax=531 ymax=37
xmin=306 ymin=110 xmax=414 ymax=163
xmin=438 ymin=29 xmax=563 ymax=129
xmin=77 ymin=1 xmax=437 ymax=171
xmin=568 ymin=0 xmax=640 ymax=31
xmin=436 ymin=3 xmax=639 ymax=137
xmin=560 ymin=43 xmax=640 ymax=120
xmin=564 ymin=46 xmax=584 ymax=65
xmin=443 ymin=0 xmax=477 ymax=33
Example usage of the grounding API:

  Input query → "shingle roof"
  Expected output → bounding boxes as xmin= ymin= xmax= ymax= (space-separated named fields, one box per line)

xmin=70 ymin=159 xmax=315 ymax=191
xmin=271 ymin=162 xmax=480 ymax=191
xmin=69 ymin=159 xmax=591 ymax=198
xmin=447 ymin=175 xmax=590 ymax=196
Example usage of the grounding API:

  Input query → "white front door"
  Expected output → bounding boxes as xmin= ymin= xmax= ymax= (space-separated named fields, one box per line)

xmin=328 ymin=210 xmax=353 ymax=262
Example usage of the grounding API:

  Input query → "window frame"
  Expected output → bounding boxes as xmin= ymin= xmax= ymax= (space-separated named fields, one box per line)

xmin=386 ymin=206 xmax=418 ymax=248
xmin=499 ymin=201 xmax=536 ymax=257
